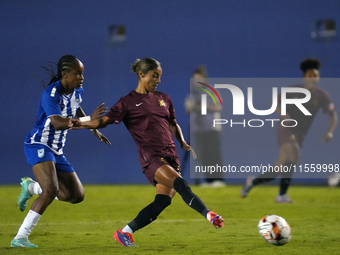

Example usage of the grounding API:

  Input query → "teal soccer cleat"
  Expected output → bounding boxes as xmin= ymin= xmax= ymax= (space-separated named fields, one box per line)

xmin=10 ymin=238 xmax=38 ymax=248
xmin=18 ymin=177 xmax=34 ymax=212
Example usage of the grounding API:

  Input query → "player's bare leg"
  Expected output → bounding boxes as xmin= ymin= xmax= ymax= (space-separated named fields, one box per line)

xmin=56 ymin=172 xmax=84 ymax=204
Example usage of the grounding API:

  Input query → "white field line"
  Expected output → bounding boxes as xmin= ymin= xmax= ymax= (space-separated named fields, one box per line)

xmin=0 ymin=219 xmax=207 ymax=227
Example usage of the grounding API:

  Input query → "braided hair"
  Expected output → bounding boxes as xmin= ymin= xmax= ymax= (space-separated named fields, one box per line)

xmin=34 ymin=55 xmax=79 ymax=89
xmin=47 ymin=55 xmax=79 ymax=85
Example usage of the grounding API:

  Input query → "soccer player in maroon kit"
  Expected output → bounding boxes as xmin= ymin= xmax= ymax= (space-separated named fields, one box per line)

xmin=241 ymin=58 xmax=337 ymax=203
xmin=74 ymin=58 xmax=224 ymax=246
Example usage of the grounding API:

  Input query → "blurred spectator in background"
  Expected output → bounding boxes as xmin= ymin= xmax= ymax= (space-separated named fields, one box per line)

xmin=185 ymin=65 xmax=226 ymax=187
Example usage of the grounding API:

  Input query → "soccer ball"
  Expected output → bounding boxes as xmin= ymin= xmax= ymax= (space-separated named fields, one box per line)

xmin=258 ymin=215 xmax=291 ymax=245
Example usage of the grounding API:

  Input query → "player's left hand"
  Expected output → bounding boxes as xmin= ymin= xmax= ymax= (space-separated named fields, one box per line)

xmin=91 ymin=129 xmax=111 ymax=145
xmin=90 ymin=103 xmax=108 ymax=120
xmin=181 ymin=141 xmax=197 ymax=159
xmin=322 ymin=132 xmax=333 ymax=143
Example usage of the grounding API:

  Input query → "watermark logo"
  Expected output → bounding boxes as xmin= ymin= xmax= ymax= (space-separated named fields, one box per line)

xmin=199 ymin=83 xmax=311 ymax=116
xmin=196 ymin=82 xmax=312 ymax=128
xmin=196 ymin=82 xmax=222 ymax=115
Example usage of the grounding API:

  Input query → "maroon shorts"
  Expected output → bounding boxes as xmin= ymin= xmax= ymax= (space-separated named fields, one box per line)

xmin=143 ymin=157 xmax=181 ymax=186
xmin=277 ymin=125 xmax=305 ymax=148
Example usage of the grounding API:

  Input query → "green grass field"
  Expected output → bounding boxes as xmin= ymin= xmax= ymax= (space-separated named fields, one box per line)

xmin=0 ymin=184 xmax=339 ymax=255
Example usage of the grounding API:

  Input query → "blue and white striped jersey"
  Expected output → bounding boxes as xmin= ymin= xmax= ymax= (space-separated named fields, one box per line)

xmin=25 ymin=81 xmax=83 ymax=155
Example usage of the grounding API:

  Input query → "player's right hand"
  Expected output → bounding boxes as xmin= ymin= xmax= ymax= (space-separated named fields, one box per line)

xmin=69 ymin=119 xmax=82 ymax=130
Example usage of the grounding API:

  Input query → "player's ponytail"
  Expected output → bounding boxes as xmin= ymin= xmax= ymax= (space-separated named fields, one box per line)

xmin=47 ymin=73 xmax=61 ymax=86
xmin=131 ymin=59 xmax=141 ymax=73
xmin=131 ymin=58 xmax=161 ymax=78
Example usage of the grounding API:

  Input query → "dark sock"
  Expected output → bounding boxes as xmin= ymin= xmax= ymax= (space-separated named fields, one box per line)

xmin=279 ymin=178 xmax=292 ymax=195
xmin=128 ymin=194 xmax=171 ymax=232
xmin=279 ymin=163 xmax=294 ymax=195
xmin=252 ymin=167 xmax=281 ymax=186
xmin=173 ymin=177 xmax=209 ymax=217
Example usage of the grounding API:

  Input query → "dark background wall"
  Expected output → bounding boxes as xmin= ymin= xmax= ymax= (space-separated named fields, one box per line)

xmin=1 ymin=0 xmax=339 ymax=185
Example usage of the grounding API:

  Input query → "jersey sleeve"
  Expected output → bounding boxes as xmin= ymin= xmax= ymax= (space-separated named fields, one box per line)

xmin=320 ymin=90 xmax=335 ymax=115
xmin=105 ymin=97 xmax=128 ymax=124
xmin=166 ymin=94 xmax=176 ymax=120
xmin=41 ymin=87 xmax=63 ymax=117
xmin=78 ymin=87 xmax=84 ymax=101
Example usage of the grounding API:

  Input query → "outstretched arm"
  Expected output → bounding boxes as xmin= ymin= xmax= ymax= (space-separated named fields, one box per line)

xmin=169 ymin=118 xmax=197 ymax=159
xmin=49 ymin=115 xmax=75 ymax=130
xmin=74 ymin=104 xmax=112 ymax=145
xmin=76 ymin=103 xmax=108 ymax=121
xmin=76 ymin=116 xmax=113 ymax=129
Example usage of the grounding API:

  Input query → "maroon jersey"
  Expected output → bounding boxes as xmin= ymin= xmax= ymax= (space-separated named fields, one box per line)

xmin=106 ymin=90 xmax=179 ymax=168
xmin=279 ymin=84 xmax=335 ymax=135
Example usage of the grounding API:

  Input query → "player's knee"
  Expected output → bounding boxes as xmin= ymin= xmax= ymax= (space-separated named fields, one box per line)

xmin=70 ymin=190 xmax=85 ymax=204
xmin=41 ymin=186 xmax=59 ymax=202
xmin=70 ymin=196 xmax=84 ymax=204
xmin=173 ymin=177 xmax=191 ymax=195
xmin=286 ymin=146 xmax=300 ymax=164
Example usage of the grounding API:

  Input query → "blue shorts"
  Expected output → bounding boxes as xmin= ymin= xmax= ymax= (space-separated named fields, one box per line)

xmin=24 ymin=144 xmax=75 ymax=173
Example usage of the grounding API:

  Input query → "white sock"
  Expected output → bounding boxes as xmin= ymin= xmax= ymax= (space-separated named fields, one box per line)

xmin=121 ymin=225 xmax=133 ymax=234
xmin=14 ymin=210 xmax=41 ymax=240
xmin=28 ymin=182 xmax=42 ymax=195
xmin=206 ymin=211 xmax=212 ymax=221
xmin=28 ymin=182 xmax=58 ymax=200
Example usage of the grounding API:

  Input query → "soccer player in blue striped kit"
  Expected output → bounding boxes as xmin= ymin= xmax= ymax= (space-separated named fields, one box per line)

xmin=73 ymin=57 xmax=224 ymax=247
xmin=10 ymin=55 xmax=110 ymax=248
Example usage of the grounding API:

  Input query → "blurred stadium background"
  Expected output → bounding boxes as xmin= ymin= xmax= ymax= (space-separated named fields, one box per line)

xmin=0 ymin=0 xmax=339 ymax=185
